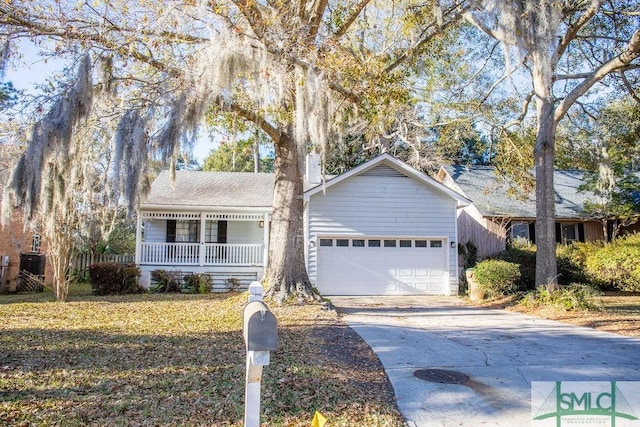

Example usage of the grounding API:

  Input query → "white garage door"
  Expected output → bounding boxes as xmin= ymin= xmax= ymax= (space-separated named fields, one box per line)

xmin=316 ymin=237 xmax=448 ymax=295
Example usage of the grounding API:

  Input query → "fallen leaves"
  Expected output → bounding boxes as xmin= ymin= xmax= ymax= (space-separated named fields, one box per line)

xmin=475 ymin=292 xmax=640 ymax=338
xmin=1 ymin=289 xmax=403 ymax=426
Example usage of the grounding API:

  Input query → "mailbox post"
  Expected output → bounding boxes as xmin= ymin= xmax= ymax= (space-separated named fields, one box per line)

xmin=243 ymin=282 xmax=277 ymax=427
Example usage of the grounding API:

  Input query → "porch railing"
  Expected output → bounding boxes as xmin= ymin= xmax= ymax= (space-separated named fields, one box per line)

xmin=139 ymin=242 xmax=264 ymax=266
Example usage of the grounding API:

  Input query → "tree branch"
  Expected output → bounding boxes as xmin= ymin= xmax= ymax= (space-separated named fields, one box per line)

xmin=555 ymin=27 xmax=640 ymax=122
xmin=232 ymin=0 xmax=266 ymax=39
xmin=220 ymin=99 xmax=280 ymax=144
xmin=306 ymin=0 xmax=329 ymax=39
xmin=464 ymin=7 xmax=516 ymax=45
xmin=478 ymin=54 xmax=525 ymax=105
xmin=553 ymin=0 xmax=603 ymax=65
xmin=332 ymin=0 xmax=371 ymax=40
xmin=504 ymin=90 xmax=534 ymax=129
xmin=0 ymin=5 xmax=185 ymax=77
xmin=556 ymin=64 xmax=640 ymax=80
xmin=620 ymin=70 xmax=640 ymax=104
xmin=385 ymin=1 xmax=469 ymax=74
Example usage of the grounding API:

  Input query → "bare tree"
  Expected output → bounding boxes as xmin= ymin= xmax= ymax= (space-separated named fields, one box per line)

xmin=465 ymin=0 xmax=640 ymax=287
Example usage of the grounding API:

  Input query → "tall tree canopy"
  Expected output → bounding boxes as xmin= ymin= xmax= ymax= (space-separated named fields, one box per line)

xmin=0 ymin=1 xmax=468 ymax=301
xmin=558 ymin=99 xmax=640 ymax=240
xmin=464 ymin=0 xmax=640 ymax=287
xmin=202 ymin=142 xmax=275 ymax=173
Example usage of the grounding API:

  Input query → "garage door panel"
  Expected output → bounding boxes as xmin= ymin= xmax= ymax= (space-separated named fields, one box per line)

xmin=430 ymin=269 xmax=444 ymax=277
xmin=316 ymin=237 xmax=447 ymax=295
xmin=415 ymin=269 xmax=428 ymax=277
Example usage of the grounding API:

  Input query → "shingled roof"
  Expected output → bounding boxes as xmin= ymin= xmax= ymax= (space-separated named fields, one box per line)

xmin=443 ymin=165 xmax=594 ymax=219
xmin=142 ymin=170 xmax=274 ymax=209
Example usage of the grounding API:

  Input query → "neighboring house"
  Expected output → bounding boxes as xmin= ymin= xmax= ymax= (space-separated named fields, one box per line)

xmin=136 ymin=154 xmax=470 ymax=295
xmin=0 ymin=151 xmax=50 ymax=293
xmin=436 ymin=165 xmax=605 ymax=260
xmin=0 ymin=208 xmax=47 ymax=293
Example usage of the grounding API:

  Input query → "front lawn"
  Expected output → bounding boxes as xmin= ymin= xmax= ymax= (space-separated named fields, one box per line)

xmin=0 ymin=286 xmax=403 ymax=426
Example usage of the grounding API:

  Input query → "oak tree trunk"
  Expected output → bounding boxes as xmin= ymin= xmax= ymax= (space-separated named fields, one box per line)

xmin=533 ymin=60 xmax=559 ymax=288
xmin=264 ymin=130 xmax=320 ymax=303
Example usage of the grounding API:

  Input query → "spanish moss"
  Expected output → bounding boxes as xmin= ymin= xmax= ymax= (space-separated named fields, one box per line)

xmin=2 ymin=54 xmax=93 ymax=223
xmin=112 ymin=109 xmax=150 ymax=214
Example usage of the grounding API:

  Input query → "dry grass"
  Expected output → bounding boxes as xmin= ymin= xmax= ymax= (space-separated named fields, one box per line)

xmin=0 ymin=285 xmax=403 ymax=426
xmin=472 ymin=292 xmax=640 ymax=338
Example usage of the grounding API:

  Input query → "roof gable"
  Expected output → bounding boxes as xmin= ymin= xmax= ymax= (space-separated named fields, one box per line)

xmin=440 ymin=165 xmax=594 ymax=219
xmin=304 ymin=153 xmax=470 ymax=206
xmin=143 ymin=156 xmax=472 ymax=211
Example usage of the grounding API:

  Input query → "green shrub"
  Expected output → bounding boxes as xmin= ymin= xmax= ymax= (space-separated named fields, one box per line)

xmin=519 ymin=284 xmax=601 ymax=311
xmin=557 ymin=241 xmax=602 ymax=268
xmin=184 ymin=273 xmax=213 ymax=294
xmin=473 ymin=259 xmax=520 ymax=298
xmin=494 ymin=244 xmax=598 ymax=289
xmin=495 ymin=247 xmax=536 ymax=290
xmin=89 ymin=263 xmax=143 ymax=295
xmin=150 ymin=270 xmax=181 ymax=293
xmin=556 ymin=242 xmax=602 ymax=286
xmin=585 ymin=234 xmax=640 ymax=292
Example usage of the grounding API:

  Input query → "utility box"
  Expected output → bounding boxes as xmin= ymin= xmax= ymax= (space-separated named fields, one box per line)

xmin=19 ymin=253 xmax=46 ymax=276
xmin=17 ymin=253 xmax=46 ymax=293
xmin=243 ymin=301 xmax=278 ymax=352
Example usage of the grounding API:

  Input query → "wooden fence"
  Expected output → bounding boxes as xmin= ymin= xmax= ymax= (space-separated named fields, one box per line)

xmin=72 ymin=253 xmax=135 ymax=276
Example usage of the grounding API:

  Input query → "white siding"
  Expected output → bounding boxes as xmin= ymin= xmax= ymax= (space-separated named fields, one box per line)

xmin=228 ymin=221 xmax=264 ymax=244
xmin=144 ymin=220 xmax=167 ymax=242
xmin=307 ymin=170 xmax=459 ymax=293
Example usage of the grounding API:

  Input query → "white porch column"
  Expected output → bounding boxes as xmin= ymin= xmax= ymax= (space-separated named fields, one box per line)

xmin=135 ymin=213 xmax=143 ymax=264
xmin=199 ymin=212 xmax=206 ymax=266
xmin=262 ymin=212 xmax=270 ymax=271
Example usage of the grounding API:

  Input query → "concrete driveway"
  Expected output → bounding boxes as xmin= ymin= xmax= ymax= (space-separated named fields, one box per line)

xmin=329 ymin=296 xmax=640 ymax=427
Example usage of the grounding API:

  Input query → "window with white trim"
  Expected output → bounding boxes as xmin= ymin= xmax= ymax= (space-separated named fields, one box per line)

xmin=204 ymin=221 xmax=218 ymax=243
xmin=176 ymin=220 xmax=199 ymax=242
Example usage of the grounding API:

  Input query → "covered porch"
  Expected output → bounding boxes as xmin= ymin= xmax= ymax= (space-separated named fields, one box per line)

xmin=139 ymin=241 xmax=264 ymax=266
xmin=135 ymin=210 xmax=271 ymax=288
xmin=136 ymin=170 xmax=275 ymax=290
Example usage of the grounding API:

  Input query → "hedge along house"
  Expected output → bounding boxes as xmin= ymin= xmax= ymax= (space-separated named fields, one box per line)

xmin=136 ymin=171 xmax=273 ymax=289
xmin=136 ymin=154 xmax=470 ymax=295
xmin=436 ymin=165 xmax=605 ymax=261
xmin=304 ymin=154 xmax=470 ymax=296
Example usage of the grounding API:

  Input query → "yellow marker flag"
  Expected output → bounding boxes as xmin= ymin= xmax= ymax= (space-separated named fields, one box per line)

xmin=311 ymin=411 xmax=327 ymax=427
